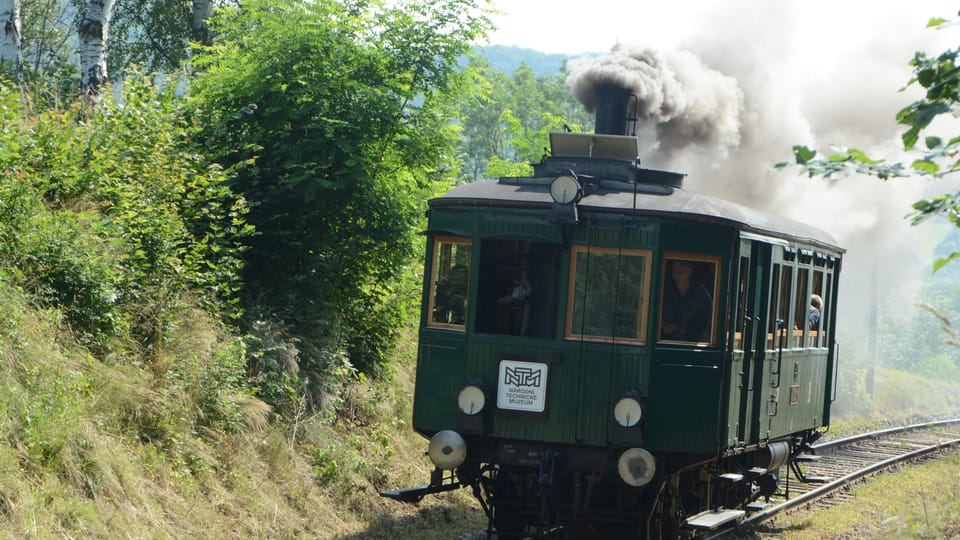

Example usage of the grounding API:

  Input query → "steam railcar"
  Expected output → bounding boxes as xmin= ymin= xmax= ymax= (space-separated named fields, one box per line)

xmin=382 ymin=87 xmax=844 ymax=538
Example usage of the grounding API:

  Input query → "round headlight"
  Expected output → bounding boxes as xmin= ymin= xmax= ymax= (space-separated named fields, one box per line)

xmin=458 ymin=385 xmax=486 ymax=415
xmin=617 ymin=447 xmax=656 ymax=487
xmin=614 ymin=396 xmax=643 ymax=427
xmin=550 ymin=174 xmax=581 ymax=204
xmin=428 ymin=430 xmax=467 ymax=470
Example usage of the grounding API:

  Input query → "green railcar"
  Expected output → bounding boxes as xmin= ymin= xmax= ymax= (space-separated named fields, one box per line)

xmin=383 ymin=88 xmax=843 ymax=538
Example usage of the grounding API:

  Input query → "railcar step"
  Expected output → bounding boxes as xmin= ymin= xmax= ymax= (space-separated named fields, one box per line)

xmin=794 ymin=454 xmax=820 ymax=462
xmin=748 ymin=467 xmax=769 ymax=476
xmin=684 ymin=509 xmax=745 ymax=530
xmin=719 ymin=473 xmax=744 ymax=482
xmin=745 ymin=501 xmax=767 ymax=511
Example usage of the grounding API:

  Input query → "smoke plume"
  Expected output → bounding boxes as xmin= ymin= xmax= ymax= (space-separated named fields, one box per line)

xmin=563 ymin=1 xmax=960 ymax=408
xmin=567 ymin=45 xmax=743 ymax=157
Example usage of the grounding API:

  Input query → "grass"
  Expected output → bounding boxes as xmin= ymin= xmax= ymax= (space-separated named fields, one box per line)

xmin=763 ymin=453 xmax=960 ymax=539
xmin=757 ymin=366 xmax=960 ymax=539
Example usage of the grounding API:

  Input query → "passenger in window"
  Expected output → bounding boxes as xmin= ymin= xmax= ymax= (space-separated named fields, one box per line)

xmin=434 ymin=263 xmax=469 ymax=325
xmin=661 ymin=260 xmax=713 ymax=342
xmin=808 ymin=294 xmax=823 ymax=330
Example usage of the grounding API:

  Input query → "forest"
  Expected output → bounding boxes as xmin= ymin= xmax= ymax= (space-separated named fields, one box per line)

xmin=0 ymin=0 xmax=957 ymax=536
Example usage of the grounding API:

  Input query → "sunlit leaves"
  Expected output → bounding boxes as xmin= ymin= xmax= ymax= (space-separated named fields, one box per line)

xmin=189 ymin=0 xmax=492 ymax=373
xmin=779 ymin=145 xmax=908 ymax=180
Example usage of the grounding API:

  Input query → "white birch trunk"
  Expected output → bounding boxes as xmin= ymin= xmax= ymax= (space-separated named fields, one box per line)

xmin=0 ymin=0 xmax=21 ymax=79
xmin=192 ymin=0 xmax=213 ymax=45
xmin=79 ymin=0 xmax=116 ymax=93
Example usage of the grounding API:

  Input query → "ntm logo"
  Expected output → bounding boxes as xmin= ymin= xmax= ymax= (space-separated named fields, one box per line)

xmin=504 ymin=366 xmax=542 ymax=387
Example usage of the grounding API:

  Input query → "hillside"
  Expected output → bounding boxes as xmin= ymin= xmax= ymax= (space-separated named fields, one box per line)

xmin=475 ymin=44 xmax=591 ymax=75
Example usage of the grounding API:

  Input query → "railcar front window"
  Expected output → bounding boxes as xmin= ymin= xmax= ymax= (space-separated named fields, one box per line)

xmin=566 ymin=246 xmax=651 ymax=343
xmin=428 ymin=237 xmax=472 ymax=329
xmin=658 ymin=256 xmax=720 ymax=346
xmin=475 ymin=240 xmax=561 ymax=337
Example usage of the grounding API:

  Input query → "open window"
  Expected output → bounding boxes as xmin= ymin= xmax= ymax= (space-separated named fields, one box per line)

xmin=794 ymin=267 xmax=809 ymax=347
xmin=427 ymin=236 xmax=471 ymax=330
xmin=658 ymin=255 xmax=720 ymax=346
xmin=565 ymin=245 xmax=652 ymax=343
xmin=475 ymin=240 xmax=561 ymax=337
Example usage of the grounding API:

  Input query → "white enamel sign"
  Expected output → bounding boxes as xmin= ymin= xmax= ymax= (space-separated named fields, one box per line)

xmin=497 ymin=359 xmax=549 ymax=413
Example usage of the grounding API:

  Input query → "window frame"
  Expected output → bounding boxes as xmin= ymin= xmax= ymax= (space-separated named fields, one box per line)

xmin=657 ymin=253 xmax=723 ymax=347
xmin=426 ymin=235 xmax=472 ymax=331
xmin=564 ymin=245 xmax=653 ymax=344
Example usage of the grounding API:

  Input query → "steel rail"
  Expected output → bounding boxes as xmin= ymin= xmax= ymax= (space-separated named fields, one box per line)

xmin=737 ymin=418 xmax=960 ymax=530
xmin=812 ymin=417 xmax=960 ymax=452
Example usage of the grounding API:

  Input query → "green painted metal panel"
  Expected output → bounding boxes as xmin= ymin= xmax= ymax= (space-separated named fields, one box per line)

xmin=438 ymin=336 xmax=653 ymax=447
xmin=646 ymin=361 xmax=722 ymax=453
xmin=412 ymin=330 xmax=468 ymax=432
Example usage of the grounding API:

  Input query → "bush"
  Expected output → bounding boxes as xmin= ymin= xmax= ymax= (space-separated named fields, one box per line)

xmin=0 ymin=73 xmax=251 ymax=353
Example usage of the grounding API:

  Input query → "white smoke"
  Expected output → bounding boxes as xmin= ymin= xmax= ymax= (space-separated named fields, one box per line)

xmin=565 ymin=2 xmax=960 ymax=394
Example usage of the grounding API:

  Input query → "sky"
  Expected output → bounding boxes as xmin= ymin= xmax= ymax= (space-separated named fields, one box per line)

xmin=486 ymin=1 xmax=960 ymax=369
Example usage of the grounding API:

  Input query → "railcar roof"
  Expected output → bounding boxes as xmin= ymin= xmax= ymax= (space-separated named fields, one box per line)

xmin=430 ymin=178 xmax=844 ymax=253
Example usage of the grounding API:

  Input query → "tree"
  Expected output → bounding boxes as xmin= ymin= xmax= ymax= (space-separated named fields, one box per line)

xmin=108 ymin=0 xmax=218 ymax=77
xmin=78 ymin=0 xmax=116 ymax=93
xmin=780 ymin=14 xmax=960 ymax=271
xmin=456 ymin=57 xmax=593 ymax=183
xmin=0 ymin=0 xmax=21 ymax=79
xmin=189 ymin=0 xmax=491 ymax=382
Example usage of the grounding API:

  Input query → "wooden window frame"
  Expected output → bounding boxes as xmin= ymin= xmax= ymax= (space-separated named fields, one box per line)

xmin=564 ymin=245 xmax=653 ymax=344
xmin=426 ymin=235 xmax=472 ymax=331
xmin=657 ymin=253 xmax=723 ymax=347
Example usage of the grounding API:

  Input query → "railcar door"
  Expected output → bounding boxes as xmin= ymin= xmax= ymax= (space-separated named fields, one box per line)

xmin=732 ymin=238 xmax=771 ymax=446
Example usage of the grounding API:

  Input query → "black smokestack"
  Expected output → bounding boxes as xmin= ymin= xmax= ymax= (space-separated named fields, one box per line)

xmin=567 ymin=44 xmax=743 ymax=156
xmin=594 ymin=85 xmax=634 ymax=136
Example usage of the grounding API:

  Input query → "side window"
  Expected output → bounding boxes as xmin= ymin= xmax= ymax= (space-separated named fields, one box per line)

xmin=820 ymin=273 xmax=833 ymax=348
xmin=566 ymin=246 xmax=651 ymax=343
xmin=428 ymin=236 xmax=471 ymax=329
xmin=777 ymin=265 xmax=793 ymax=348
xmin=658 ymin=255 xmax=719 ymax=346
xmin=733 ymin=256 xmax=749 ymax=351
xmin=767 ymin=263 xmax=781 ymax=350
xmin=794 ymin=267 xmax=809 ymax=347
xmin=810 ymin=270 xmax=824 ymax=347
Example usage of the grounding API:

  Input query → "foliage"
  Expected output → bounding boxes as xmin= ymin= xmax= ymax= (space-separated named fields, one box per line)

xmin=0 ymin=73 xmax=250 ymax=352
xmin=18 ymin=0 xmax=79 ymax=86
xmin=109 ymin=0 xmax=203 ymax=77
xmin=188 ymin=0 xmax=492 ymax=381
xmin=777 ymin=12 xmax=960 ymax=271
xmin=455 ymin=55 xmax=593 ymax=183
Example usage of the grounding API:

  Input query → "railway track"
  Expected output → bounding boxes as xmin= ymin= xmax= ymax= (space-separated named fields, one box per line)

xmin=713 ymin=418 xmax=960 ymax=538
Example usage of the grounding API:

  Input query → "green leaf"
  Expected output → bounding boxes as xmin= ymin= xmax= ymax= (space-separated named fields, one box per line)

xmin=848 ymin=148 xmax=883 ymax=165
xmin=911 ymin=159 xmax=940 ymax=174
xmin=925 ymin=136 xmax=943 ymax=149
xmin=792 ymin=145 xmax=816 ymax=164
xmin=902 ymin=125 xmax=920 ymax=150
xmin=933 ymin=252 xmax=960 ymax=272
xmin=926 ymin=17 xmax=949 ymax=28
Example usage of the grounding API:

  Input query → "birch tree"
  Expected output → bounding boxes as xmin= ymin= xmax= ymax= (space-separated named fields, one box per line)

xmin=0 ymin=0 xmax=21 ymax=79
xmin=192 ymin=0 xmax=212 ymax=45
xmin=78 ymin=0 xmax=115 ymax=93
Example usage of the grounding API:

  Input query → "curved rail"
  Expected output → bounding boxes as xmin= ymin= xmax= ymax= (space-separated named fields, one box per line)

xmin=737 ymin=418 xmax=960 ymax=532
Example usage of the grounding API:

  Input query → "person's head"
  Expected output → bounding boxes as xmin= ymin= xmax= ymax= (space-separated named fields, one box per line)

xmin=671 ymin=260 xmax=694 ymax=284
xmin=810 ymin=294 xmax=822 ymax=310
